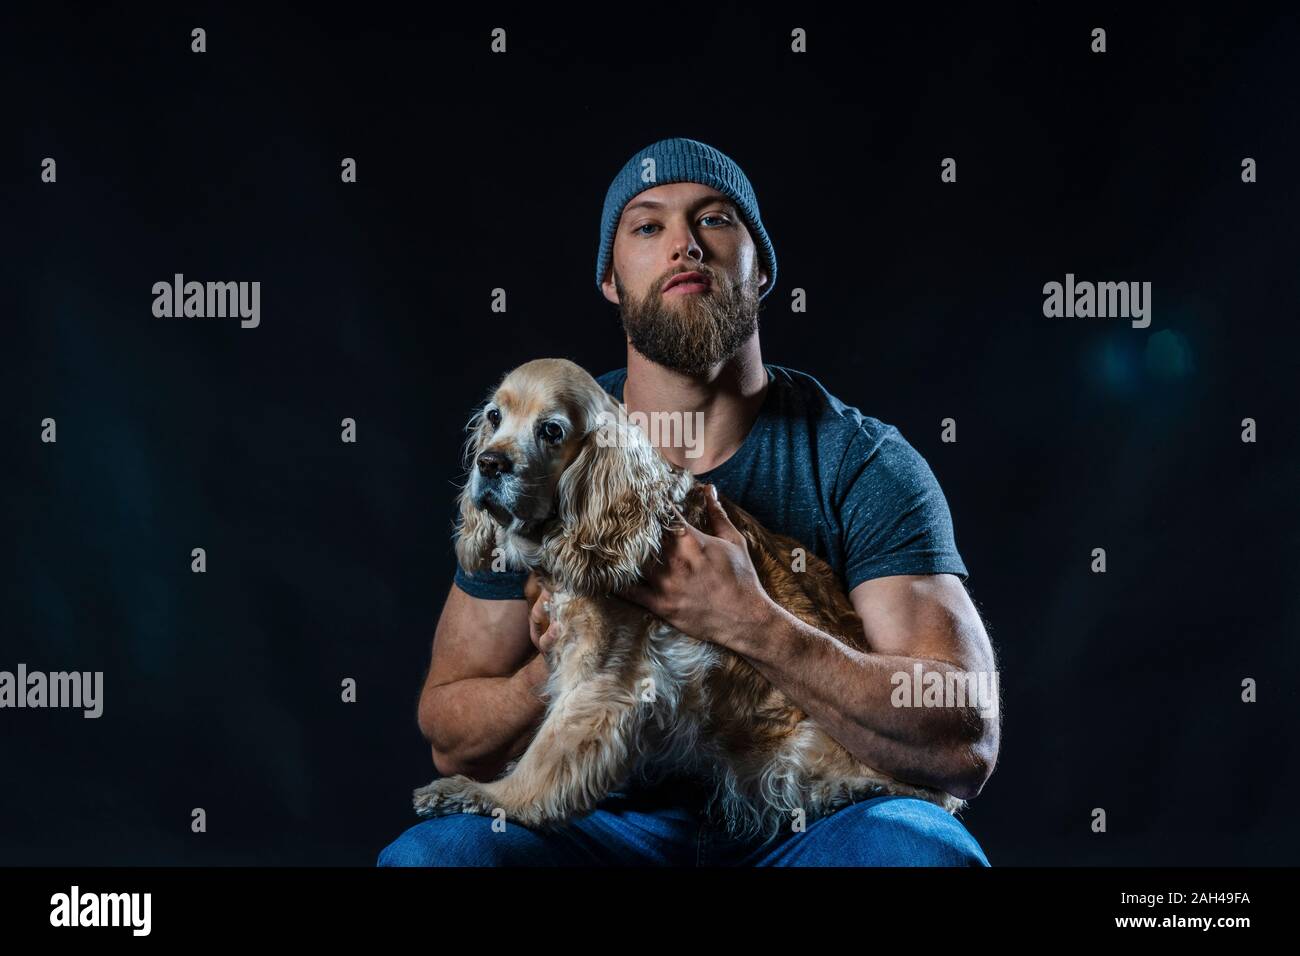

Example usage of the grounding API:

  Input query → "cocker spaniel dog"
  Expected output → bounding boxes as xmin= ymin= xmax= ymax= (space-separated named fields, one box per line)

xmin=413 ymin=358 xmax=965 ymax=841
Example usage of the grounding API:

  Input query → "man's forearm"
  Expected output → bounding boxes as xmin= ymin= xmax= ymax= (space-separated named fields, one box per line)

xmin=728 ymin=603 xmax=993 ymax=799
xmin=421 ymin=654 xmax=550 ymax=780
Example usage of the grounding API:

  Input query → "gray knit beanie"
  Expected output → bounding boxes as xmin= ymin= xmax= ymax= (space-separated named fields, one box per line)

xmin=595 ymin=137 xmax=777 ymax=300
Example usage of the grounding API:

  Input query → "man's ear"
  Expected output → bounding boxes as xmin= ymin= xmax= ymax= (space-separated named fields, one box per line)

xmin=600 ymin=268 xmax=620 ymax=306
xmin=452 ymin=406 xmax=500 ymax=572
xmin=542 ymin=402 xmax=685 ymax=596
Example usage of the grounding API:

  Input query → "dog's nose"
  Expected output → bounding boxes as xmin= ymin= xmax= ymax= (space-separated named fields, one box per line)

xmin=477 ymin=450 xmax=513 ymax=478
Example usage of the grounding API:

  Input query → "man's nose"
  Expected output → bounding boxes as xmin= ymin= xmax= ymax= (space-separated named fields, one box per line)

xmin=477 ymin=450 xmax=513 ymax=478
xmin=671 ymin=233 xmax=704 ymax=265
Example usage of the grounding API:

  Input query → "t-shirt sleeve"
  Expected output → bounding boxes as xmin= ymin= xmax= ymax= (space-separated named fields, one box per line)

xmin=452 ymin=564 xmax=529 ymax=600
xmin=836 ymin=424 xmax=969 ymax=589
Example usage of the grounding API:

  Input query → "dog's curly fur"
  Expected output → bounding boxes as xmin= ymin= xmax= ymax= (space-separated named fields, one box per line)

xmin=413 ymin=358 xmax=966 ymax=842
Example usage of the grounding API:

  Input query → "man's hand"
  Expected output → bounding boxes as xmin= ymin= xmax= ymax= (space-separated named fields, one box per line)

xmin=525 ymin=573 xmax=559 ymax=655
xmin=619 ymin=484 xmax=777 ymax=649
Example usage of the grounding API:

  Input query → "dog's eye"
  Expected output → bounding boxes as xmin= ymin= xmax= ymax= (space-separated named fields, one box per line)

xmin=486 ymin=409 xmax=501 ymax=428
xmin=539 ymin=421 xmax=564 ymax=444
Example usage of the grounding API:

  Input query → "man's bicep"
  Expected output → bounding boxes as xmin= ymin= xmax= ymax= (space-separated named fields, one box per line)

xmin=850 ymin=574 xmax=993 ymax=673
xmin=426 ymin=582 xmax=533 ymax=689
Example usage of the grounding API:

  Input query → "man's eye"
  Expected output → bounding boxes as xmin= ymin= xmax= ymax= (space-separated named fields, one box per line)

xmin=486 ymin=409 xmax=501 ymax=428
xmin=637 ymin=215 xmax=728 ymax=235
xmin=539 ymin=421 xmax=564 ymax=443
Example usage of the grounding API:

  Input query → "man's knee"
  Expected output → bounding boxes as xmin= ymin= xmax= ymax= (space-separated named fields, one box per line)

xmin=377 ymin=815 xmax=521 ymax=867
xmin=829 ymin=796 xmax=990 ymax=866
xmin=770 ymin=796 xmax=990 ymax=866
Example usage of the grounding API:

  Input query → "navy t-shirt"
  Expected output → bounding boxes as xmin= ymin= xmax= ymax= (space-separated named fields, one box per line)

xmin=452 ymin=364 xmax=968 ymax=600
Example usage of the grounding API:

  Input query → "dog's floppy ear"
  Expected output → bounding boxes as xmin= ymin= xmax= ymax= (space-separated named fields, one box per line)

xmin=453 ymin=404 xmax=500 ymax=572
xmin=542 ymin=394 xmax=690 ymax=596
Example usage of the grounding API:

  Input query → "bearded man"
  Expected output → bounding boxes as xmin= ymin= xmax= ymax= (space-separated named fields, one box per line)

xmin=379 ymin=137 xmax=998 ymax=867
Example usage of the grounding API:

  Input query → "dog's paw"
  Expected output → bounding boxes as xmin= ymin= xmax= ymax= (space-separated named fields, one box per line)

xmin=412 ymin=776 xmax=495 ymax=818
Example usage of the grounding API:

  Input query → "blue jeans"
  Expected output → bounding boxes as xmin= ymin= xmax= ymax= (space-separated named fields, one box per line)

xmin=377 ymin=777 xmax=990 ymax=866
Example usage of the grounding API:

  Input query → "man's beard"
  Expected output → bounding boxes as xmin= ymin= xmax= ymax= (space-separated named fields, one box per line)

xmin=615 ymin=265 xmax=761 ymax=376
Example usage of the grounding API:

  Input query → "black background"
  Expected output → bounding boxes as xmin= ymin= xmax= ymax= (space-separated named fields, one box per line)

xmin=3 ymin=2 xmax=1298 ymax=866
